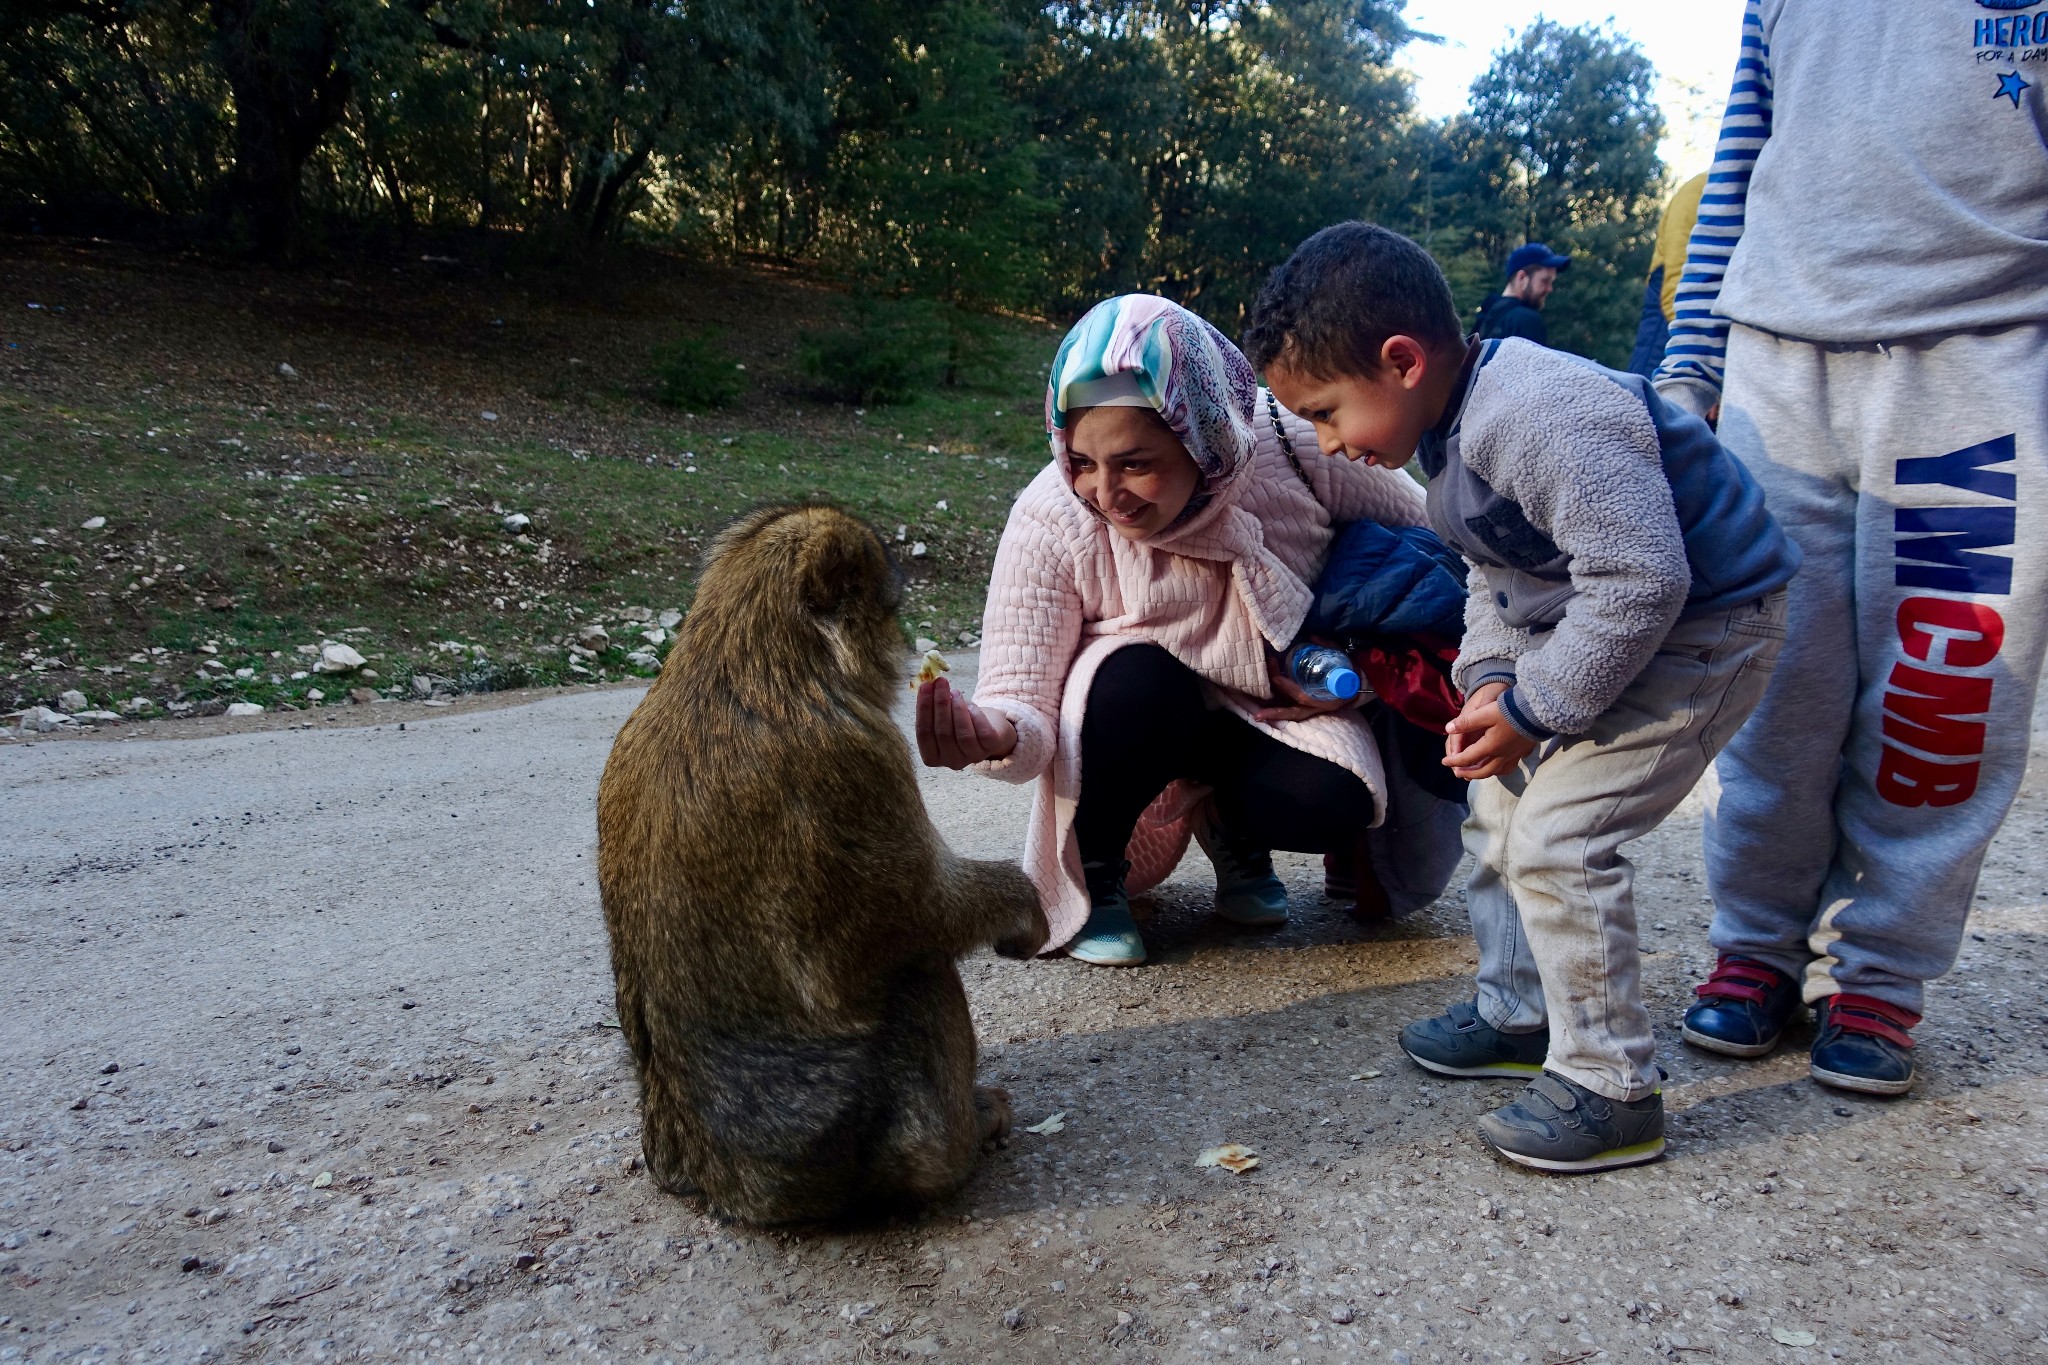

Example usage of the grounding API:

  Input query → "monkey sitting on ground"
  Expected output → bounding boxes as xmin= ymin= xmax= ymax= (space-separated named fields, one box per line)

xmin=596 ymin=503 xmax=1049 ymax=1225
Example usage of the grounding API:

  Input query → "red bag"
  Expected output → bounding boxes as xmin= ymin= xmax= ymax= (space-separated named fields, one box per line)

xmin=1350 ymin=632 xmax=1464 ymax=733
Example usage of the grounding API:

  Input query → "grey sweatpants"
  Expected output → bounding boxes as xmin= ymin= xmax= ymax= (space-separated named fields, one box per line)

xmin=1472 ymin=593 xmax=1787 ymax=1101
xmin=1704 ymin=323 xmax=2048 ymax=1013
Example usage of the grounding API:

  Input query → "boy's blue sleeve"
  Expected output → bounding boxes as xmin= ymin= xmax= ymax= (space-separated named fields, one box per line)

xmin=1652 ymin=0 xmax=1771 ymax=417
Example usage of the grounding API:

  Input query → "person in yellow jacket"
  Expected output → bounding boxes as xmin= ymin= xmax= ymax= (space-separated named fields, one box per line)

xmin=1627 ymin=173 xmax=1706 ymax=377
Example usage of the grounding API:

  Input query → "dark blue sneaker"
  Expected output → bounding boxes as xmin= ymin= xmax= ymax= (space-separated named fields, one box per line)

xmin=1681 ymin=955 xmax=1802 ymax=1059
xmin=1400 ymin=998 xmax=1548 ymax=1078
xmin=1810 ymin=994 xmax=1919 ymax=1096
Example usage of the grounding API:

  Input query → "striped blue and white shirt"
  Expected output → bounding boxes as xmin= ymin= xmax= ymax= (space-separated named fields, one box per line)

xmin=1652 ymin=0 xmax=1771 ymax=412
xmin=1653 ymin=0 xmax=2048 ymax=415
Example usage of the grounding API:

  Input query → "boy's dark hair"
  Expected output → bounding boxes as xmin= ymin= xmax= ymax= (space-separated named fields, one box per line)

xmin=1242 ymin=222 xmax=1463 ymax=378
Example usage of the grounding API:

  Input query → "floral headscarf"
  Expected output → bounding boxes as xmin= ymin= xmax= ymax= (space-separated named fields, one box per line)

xmin=1045 ymin=294 xmax=1261 ymax=528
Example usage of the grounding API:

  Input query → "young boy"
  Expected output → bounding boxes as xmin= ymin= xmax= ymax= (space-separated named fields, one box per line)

xmin=1244 ymin=223 xmax=1801 ymax=1172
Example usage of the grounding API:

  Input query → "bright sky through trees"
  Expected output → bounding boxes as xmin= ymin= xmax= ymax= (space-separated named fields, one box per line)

xmin=1400 ymin=0 xmax=1747 ymax=176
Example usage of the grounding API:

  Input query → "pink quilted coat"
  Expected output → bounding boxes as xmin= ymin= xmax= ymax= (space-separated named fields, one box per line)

xmin=971 ymin=399 xmax=1430 ymax=950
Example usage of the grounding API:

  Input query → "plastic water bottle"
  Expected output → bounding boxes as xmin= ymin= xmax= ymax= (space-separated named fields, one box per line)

xmin=1286 ymin=645 xmax=1361 ymax=703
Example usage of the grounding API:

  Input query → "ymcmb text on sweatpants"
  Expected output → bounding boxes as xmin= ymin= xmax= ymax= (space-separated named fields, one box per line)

xmin=1470 ymin=591 xmax=1788 ymax=1102
xmin=1704 ymin=322 xmax=2048 ymax=1012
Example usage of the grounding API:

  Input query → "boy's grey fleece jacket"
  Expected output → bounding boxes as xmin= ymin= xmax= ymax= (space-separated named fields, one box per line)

xmin=1418 ymin=338 xmax=1799 ymax=741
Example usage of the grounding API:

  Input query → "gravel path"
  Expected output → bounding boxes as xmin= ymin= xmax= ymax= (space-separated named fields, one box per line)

xmin=3 ymin=663 xmax=2045 ymax=1363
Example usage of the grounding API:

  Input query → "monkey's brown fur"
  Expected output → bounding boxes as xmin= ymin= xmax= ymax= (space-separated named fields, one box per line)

xmin=596 ymin=504 xmax=1048 ymax=1225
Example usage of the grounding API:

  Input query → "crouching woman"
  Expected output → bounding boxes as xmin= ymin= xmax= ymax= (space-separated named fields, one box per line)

xmin=915 ymin=294 xmax=1457 ymax=966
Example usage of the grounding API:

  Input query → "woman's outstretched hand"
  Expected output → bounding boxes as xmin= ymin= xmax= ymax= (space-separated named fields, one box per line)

xmin=916 ymin=675 xmax=1018 ymax=769
xmin=1253 ymin=649 xmax=1362 ymax=724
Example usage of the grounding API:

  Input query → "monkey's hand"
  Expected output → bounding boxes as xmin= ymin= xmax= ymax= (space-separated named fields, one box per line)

xmin=916 ymin=676 xmax=1017 ymax=769
xmin=993 ymin=898 xmax=1050 ymax=960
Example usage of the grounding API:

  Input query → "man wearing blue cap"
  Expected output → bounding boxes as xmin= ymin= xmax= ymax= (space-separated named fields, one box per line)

xmin=1474 ymin=243 xmax=1570 ymax=345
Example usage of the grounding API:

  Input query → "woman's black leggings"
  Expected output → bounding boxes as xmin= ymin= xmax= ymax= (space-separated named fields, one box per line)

xmin=1073 ymin=643 xmax=1377 ymax=866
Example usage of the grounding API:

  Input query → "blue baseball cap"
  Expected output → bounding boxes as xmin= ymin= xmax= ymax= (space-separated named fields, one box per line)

xmin=1504 ymin=243 xmax=1571 ymax=278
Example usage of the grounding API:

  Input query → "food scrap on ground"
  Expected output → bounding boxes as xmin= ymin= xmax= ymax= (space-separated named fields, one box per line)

xmin=1195 ymin=1143 xmax=1260 ymax=1174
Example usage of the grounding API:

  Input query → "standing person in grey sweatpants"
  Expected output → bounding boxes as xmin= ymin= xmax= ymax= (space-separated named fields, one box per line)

xmin=1656 ymin=0 xmax=2048 ymax=1095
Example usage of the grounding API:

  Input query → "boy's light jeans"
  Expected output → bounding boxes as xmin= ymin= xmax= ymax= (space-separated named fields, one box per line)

xmin=1469 ymin=591 xmax=1788 ymax=1102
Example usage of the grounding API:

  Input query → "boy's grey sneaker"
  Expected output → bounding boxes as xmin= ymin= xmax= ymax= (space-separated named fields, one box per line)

xmin=1478 ymin=1071 xmax=1666 ymax=1174
xmin=1400 ymin=998 xmax=1548 ymax=1078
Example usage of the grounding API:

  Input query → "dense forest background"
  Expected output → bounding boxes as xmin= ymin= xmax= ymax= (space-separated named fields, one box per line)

xmin=0 ymin=0 xmax=1671 ymax=364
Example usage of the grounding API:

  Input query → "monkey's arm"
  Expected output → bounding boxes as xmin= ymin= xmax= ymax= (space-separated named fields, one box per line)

xmin=967 ymin=499 xmax=1083 ymax=784
xmin=929 ymin=851 xmax=1048 ymax=961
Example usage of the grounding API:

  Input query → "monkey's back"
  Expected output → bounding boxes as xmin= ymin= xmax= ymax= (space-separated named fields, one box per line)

xmin=596 ymin=654 xmax=960 ymax=1220
xmin=599 ymin=668 xmax=942 ymax=1004
xmin=594 ymin=501 xmax=1008 ymax=1224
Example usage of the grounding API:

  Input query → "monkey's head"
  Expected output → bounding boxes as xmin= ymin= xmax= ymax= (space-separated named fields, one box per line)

xmin=678 ymin=503 xmax=906 ymax=706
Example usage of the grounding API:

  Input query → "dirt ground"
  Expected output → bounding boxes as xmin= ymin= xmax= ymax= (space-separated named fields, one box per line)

xmin=2 ymin=659 xmax=2045 ymax=1364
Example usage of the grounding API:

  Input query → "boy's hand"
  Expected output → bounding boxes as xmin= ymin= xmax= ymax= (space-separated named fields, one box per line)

xmin=1443 ymin=681 xmax=1538 ymax=781
xmin=1254 ymin=649 xmax=1362 ymax=723
xmin=916 ymin=676 xmax=1018 ymax=769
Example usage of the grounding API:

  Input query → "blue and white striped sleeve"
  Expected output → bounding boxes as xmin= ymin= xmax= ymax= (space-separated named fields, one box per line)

xmin=1652 ymin=0 xmax=1772 ymax=417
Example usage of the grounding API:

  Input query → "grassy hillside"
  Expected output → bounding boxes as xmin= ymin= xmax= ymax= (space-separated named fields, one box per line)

xmin=0 ymin=237 xmax=1059 ymax=718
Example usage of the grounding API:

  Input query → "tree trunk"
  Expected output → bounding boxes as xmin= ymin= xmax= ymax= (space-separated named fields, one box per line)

xmin=209 ymin=0 xmax=355 ymax=259
xmin=584 ymin=136 xmax=655 ymax=242
xmin=477 ymin=58 xmax=494 ymax=230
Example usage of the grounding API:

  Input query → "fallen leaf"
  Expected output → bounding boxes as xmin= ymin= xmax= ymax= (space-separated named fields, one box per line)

xmin=312 ymin=1171 xmax=333 ymax=1189
xmin=1196 ymin=1144 xmax=1259 ymax=1174
xmin=1024 ymin=1112 xmax=1066 ymax=1135
xmin=1771 ymin=1328 xmax=1818 ymax=1347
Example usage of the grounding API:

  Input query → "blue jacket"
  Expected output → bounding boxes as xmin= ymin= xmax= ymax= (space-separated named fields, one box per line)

xmin=1305 ymin=521 xmax=1468 ymax=643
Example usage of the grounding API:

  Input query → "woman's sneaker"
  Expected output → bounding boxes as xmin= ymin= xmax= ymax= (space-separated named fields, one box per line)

xmin=1478 ymin=1071 xmax=1666 ymax=1174
xmin=1069 ymin=859 xmax=1145 ymax=967
xmin=1400 ymin=998 xmax=1548 ymax=1078
xmin=1681 ymin=955 xmax=1802 ymax=1058
xmin=1193 ymin=813 xmax=1289 ymax=928
xmin=1809 ymin=994 xmax=1919 ymax=1096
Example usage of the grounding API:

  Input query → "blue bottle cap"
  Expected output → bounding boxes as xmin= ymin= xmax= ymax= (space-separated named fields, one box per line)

xmin=1326 ymin=667 xmax=1361 ymax=701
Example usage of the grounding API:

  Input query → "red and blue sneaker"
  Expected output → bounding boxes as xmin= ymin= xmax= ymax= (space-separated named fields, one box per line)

xmin=1681 ymin=955 xmax=1803 ymax=1059
xmin=1809 ymin=994 xmax=1919 ymax=1096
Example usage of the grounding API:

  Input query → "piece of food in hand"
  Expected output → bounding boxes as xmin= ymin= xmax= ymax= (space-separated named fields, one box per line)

xmin=913 ymin=649 xmax=950 ymax=690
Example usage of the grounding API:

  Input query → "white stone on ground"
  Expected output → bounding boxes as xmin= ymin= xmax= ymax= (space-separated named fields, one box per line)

xmin=313 ymin=642 xmax=366 ymax=674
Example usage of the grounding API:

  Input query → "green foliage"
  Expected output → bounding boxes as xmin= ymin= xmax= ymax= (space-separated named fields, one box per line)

xmin=1428 ymin=20 xmax=1667 ymax=365
xmin=0 ymin=3 xmax=1667 ymax=359
xmin=1011 ymin=0 xmax=1424 ymax=327
xmin=0 ymin=0 xmax=227 ymax=225
xmin=799 ymin=298 xmax=947 ymax=406
xmin=824 ymin=4 xmax=1048 ymax=308
xmin=650 ymin=331 xmax=747 ymax=410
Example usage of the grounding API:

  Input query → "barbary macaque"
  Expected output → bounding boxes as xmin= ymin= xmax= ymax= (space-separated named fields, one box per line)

xmin=596 ymin=503 xmax=1047 ymax=1224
